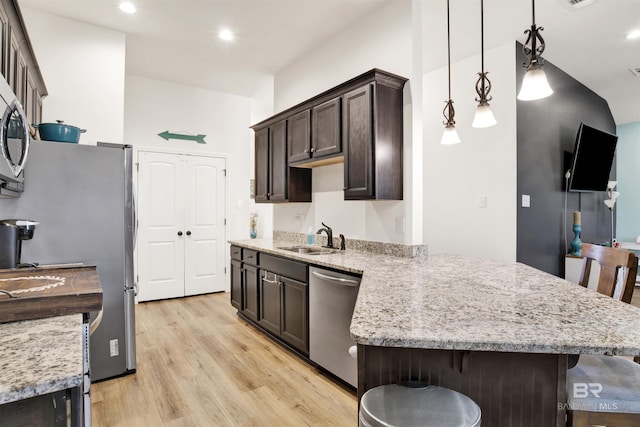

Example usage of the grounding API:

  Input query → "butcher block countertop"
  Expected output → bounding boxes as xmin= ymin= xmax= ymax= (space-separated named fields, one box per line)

xmin=0 ymin=264 xmax=103 ymax=323
xmin=230 ymin=239 xmax=640 ymax=356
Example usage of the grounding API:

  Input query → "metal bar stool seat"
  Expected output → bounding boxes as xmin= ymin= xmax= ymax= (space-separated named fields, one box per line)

xmin=359 ymin=384 xmax=481 ymax=427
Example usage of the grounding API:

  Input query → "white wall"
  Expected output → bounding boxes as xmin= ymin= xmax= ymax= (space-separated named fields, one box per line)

xmin=21 ymin=8 xmax=125 ymax=144
xmin=124 ymin=75 xmax=253 ymax=242
xmin=271 ymin=0 xmax=416 ymax=244
xmin=423 ymin=42 xmax=517 ymax=262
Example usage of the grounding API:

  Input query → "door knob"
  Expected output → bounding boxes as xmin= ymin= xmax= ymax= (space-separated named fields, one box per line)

xmin=177 ymin=231 xmax=183 ymax=236
xmin=186 ymin=231 xmax=191 ymax=236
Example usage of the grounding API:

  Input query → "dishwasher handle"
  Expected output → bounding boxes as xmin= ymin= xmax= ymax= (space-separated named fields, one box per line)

xmin=311 ymin=270 xmax=360 ymax=287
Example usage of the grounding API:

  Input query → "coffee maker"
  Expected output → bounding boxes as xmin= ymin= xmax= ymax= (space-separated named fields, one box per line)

xmin=0 ymin=219 xmax=38 ymax=268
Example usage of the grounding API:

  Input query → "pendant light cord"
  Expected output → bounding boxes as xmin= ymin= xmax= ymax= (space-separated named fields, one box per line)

xmin=480 ymin=0 xmax=484 ymax=74
xmin=531 ymin=0 xmax=536 ymax=27
xmin=447 ymin=0 xmax=451 ymax=101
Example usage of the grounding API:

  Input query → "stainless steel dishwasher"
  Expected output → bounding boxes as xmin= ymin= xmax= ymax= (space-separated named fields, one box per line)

xmin=309 ymin=266 xmax=361 ymax=388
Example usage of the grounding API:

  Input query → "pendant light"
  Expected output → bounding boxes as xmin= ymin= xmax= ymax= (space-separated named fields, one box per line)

xmin=441 ymin=0 xmax=460 ymax=145
xmin=517 ymin=0 xmax=553 ymax=101
xmin=472 ymin=0 xmax=496 ymax=128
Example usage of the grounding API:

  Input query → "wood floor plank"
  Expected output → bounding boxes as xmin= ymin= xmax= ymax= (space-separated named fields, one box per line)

xmin=91 ymin=292 xmax=357 ymax=426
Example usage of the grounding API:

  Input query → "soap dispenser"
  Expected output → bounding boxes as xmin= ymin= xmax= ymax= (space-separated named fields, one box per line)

xmin=307 ymin=227 xmax=315 ymax=245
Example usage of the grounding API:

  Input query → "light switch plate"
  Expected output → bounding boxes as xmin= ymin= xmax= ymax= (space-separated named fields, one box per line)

xmin=478 ymin=195 xmax=487 ymax=208
xmin=522 ymin=194 xmax=531 ymax=208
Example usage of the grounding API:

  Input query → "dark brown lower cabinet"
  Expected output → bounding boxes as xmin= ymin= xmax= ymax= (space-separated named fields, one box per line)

xmin=281 ymin=276 xmax=308 ymax=354
xmin=258 ymin=273 xmax=308 ymax=355
xmin=258 ymin=271 xmax=281 ymax=336
xmin=231 ymin=248 xmax=309 ymax=356
xmin=230 ymin=259 xmax=242 ymax=310
xmin=242 ymin=264 xmax=259 ymax=322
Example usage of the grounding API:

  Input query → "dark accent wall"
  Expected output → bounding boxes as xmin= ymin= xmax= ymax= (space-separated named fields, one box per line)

xmin=516 ymin=42 xmax=616 ymax=277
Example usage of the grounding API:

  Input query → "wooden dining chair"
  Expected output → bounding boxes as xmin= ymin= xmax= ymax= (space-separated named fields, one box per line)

xmin=567 ymin=243 xmax=640 ymax=426
xmin=577 ymin=243 xmax=638 ymax=303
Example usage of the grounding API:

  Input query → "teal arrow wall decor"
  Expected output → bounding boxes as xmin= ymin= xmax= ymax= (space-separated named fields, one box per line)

xmin=158 ymin=131 xmax=207 ymax=144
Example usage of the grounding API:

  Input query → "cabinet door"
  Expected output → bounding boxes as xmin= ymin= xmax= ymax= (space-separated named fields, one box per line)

xmin=343 ymin=84 xmax=374 ymax=199
xmin=0 ymin=4 xmax=8 ymax=79
xmin=258 ymin=271 xmax=281 ymax=336
xmin=15 ymin=49 xmax=25 ymax=104
xmin=230 ymin=259 xmax=242 ymax=310
xmin=242 ymin=264 xmax=259 ymax=322
xmin=254 ymin=127 xmax=269 ymax=202
xmin=288 ymin=110 xmax=311 ymax=164
xmin=7 ymin=27 xmax=17 ymax=94
xmin=281 ymin=276 xmax=308 ymax=354
xmin=25 ymin=70 xmax=35 ymax=125
xmin=312 ymin=97 xmax=341 ymax=159
xmin=269 ymin=119 xmax=288 ymax=202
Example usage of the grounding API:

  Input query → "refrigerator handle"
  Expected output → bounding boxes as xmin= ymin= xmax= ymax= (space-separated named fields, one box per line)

xmin=132 ymin=184 xmax=138 ymax=250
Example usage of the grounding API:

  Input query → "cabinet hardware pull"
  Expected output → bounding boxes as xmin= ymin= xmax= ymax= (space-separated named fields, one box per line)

xmin=303 ymin=149 xmax=308 ymax=153
xmin=310 ymin=147 xmax=315 ymax=153
xmin=262 ymin=271 xmax=279 ymax=284
xmin=186 ymin=231 xmax=191 ymax=236
xmin=177 ymin=231 xmax=183 ymax=236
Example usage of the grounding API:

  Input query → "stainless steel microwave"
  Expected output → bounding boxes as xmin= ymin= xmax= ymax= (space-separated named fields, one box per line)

xmin=0 ymin=77 xmax=29 ymax=198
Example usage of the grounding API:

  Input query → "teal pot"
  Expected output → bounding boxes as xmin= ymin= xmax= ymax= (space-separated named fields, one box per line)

xmin=34 ymin=120 xmax=86 ymax=143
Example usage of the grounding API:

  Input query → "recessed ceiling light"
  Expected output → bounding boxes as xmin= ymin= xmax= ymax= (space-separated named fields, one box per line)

xmin=219 ymin=29 xmax=234 ymax=42
xmin=626 ymin=30 xmax=640 ymax=40
xmin=119 ymin=2 xmax=136 ymax=14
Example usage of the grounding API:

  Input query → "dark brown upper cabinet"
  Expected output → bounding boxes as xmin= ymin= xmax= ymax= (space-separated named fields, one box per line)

xmin=254 ymin=119 xmax=311 ymax=204
xmin=343 ymin=84 xmax=373 ymax=199
xmin=0 ymin=0 xmax=47 ymax=124
xmin=269 ymin=120 xmax=288 ymax=202
xmin=252 ymin=69 xmax=406 ymax=202
xmin=287 ymin=110 xmax=311 ymax=164
xmin=289 ymin=97 xmax=342 ymax=167
xmin=311 ymin=97 xmax=341 ymax=160
xmin=343 ymin=80 xmax=404 ymax=200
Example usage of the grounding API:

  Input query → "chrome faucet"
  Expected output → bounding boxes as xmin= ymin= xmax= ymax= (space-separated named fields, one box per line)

xmin=316 ymin=222 xmax=334 ymax=248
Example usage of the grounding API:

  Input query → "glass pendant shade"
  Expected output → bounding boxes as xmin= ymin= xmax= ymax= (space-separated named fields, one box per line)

xmin=441 ymin=124 xmax=461 ymax=145
xmin=517 ymin=66 xmax=553 ymax=101
xmin=472 ymin=103 xmax=497 ymax=128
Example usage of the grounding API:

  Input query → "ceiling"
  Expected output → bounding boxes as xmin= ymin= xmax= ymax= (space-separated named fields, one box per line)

xmin=17 ymin=0 xmax=640 ymax=124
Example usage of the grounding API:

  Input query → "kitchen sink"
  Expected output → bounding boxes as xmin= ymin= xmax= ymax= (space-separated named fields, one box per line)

xmin=277 ymin=245 xmax=339 ymax=255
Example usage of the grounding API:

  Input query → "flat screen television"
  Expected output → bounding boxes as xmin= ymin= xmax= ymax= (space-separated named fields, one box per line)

xmin=568 ymin=123 xmax=618 ymax=192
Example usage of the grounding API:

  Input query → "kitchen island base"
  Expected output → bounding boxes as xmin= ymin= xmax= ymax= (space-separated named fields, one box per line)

xmin=357 ymin=345 xmax=568 ymax=427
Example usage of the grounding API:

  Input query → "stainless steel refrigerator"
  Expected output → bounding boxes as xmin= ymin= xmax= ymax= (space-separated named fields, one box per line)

xmin=1 ymin=140 xmax=136 ymax=381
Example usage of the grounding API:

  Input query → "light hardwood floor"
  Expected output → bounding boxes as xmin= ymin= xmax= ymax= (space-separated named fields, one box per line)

xmin=91 ymin=293 xmax=357 ymax=426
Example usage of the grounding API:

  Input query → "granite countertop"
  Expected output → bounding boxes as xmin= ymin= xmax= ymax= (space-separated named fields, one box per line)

xmin=0 ymin=314 xmax=83 ymax=405
xmin=230 ymin=239 xmax=640 ymax=356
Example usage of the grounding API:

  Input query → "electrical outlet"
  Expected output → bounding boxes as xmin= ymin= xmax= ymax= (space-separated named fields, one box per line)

xmin=478 ymin=195 xmax=487 ymax=208
xmin=109 ymin=339 xmax=119 ymax=357
xmin=395 ymin=217 xmax=405 ymax=233
xmin=522 ymin=194 xmax=531 ymax=208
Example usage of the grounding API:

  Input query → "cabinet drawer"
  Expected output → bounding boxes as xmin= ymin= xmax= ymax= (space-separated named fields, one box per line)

xmin=230 ymin=245 xmax=242 ymax=260
xmin=242 ymin=249 xmax=259 ymax=265
xmin=260 ymin=253 xmax=307 ymax=283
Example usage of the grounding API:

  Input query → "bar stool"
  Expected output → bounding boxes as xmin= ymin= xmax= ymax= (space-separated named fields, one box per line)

xmin=359 ymin=383 xmax=481 ymax=427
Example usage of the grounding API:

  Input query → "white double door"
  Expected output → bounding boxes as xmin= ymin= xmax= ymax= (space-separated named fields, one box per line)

xmin=137 ymin=151 xmax=226 ymax=302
